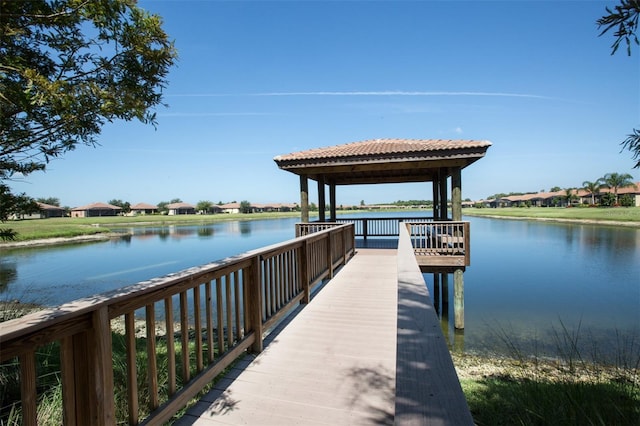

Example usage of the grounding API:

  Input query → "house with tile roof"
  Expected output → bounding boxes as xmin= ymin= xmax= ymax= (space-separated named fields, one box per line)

xmin=496 ymin=182 xmax=640 ymax=207
xmin=71 ymin=202 xmax=122 ymax=217
xmin=219 ymin=202 xmax=241 ymax=214
xmin=37 ymin=202 xmax=66 ymax=218
xmin=129 ymin=203 xmax=158 ymax=215
xmin=166 ymin=202 xmax=196 ymax=215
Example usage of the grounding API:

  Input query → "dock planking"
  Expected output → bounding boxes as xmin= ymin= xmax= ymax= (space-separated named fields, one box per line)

xmin=175 ymin=249 xmax=398 ymax=425
xmin=175 ymin=245 xmax=472 ymax=425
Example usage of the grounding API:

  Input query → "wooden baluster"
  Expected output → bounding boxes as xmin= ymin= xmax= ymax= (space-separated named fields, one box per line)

xmin=180 ymin=291 xmax=190 ymax=383
xmin=234 ymin=272 xmax=242 ymax=340
xmin=216 ymin=278 xmax=224 ymax=354
xmin=125 ymin=312 xmax=139 ymax=425
xmin=226 ymin=274 xmax=234 ymax=348
xmin=146 ymin=304 xmax=159 ymax=410
xmin=193 ymin=287 xmax=203 ymax=372
xmin=205 ymin=281 xmax=214 ymax=363
xmin=164 ymin=297 xmax=176 ymax=395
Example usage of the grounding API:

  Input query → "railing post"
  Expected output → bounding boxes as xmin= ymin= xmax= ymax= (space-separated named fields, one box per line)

xmin=300 ymin=239 xmax=310 ymax=304
xmin=326 ymin=230 xmax=334 ymax=278
xmin=248 ymin=255 xmax=264 ymax=353
xmin=342 ymin=227 xmax=347 ymax=265
xmin=464 ymin=221 xmax=471 ymax=266
xmin=362 ymin=219 xmax=368 ymax=240
xmin=60 ymin=307 xmax=115 ymax=425
xmin=19 ymin=352 xmax=37 ymax=426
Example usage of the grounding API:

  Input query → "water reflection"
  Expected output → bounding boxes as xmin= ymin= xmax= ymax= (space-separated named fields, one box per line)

xmin=0 ymin=219 xmax=298 ymax=306
xmin=0 ymin=214 xmax=637 ymax=361
xmin=0 ymin=260 xmax=17 ymax=292
xmin=197 ymin=227 xmax=214 ymax=238
xmin=425 ymin=216 xmax=640 ymax=361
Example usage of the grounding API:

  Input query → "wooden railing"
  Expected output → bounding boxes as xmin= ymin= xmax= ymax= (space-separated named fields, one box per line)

xmin=405 ymin=221 xmax=470 ymax=267
xmin=395 ymin=224 xmax=474 ymax=424
xmin=335 ymin=216 xmax=433 ymax=238
xmin=0 ymin=224 xmax=355 ymax=425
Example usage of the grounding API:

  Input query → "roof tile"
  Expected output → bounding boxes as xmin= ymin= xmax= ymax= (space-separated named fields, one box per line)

xmin=274 ymin=138 xmax=492 ymax=163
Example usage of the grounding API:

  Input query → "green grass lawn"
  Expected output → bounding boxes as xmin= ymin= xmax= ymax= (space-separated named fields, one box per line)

xmin=1 ymin=212 xmax=305 ymax=241
xmin=463 ymin=206 xmax=640 ymax=223
xmin=2 ymin=207 xmax=639 ymax=242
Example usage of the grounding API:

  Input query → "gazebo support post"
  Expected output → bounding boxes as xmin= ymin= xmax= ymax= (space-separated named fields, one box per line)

xmin=300 ymin=175 xmax=309 ymax=223
xmin=439 ymin=169 xmax=448 ymax=220
xmin=451 ymin=167 xmax=464 ymax=329
xmin=329 ymin=182 xmax=337 ymax=221
xmin=432 ymin=178 xmax=439 ymax=220
xmin=451 ymin=168 xmax=462 ymax=221
xmin=317 ymin=176 xmax=326 ymax=222
xmin=454 ymin=269 xmax=464 ymax=329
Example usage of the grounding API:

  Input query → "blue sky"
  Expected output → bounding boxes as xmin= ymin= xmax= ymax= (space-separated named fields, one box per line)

xmin=10 ymin=0 xmax=639 ymax=207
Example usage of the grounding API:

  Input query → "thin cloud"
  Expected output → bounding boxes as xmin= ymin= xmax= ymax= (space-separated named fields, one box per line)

xmin=170 ymin=91 xmax=556 ymax=100
xmin=158 ymin=112 xmax=278 ymax=117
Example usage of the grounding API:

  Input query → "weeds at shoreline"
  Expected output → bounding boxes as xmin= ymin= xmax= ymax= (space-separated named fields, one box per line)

xmin=454 ymin=321 xmax=640 ymax=425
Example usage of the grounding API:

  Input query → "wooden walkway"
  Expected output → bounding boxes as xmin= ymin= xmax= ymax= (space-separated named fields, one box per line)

xmin=176 ymin=249 xmax=399 ymax=425
xmin=175 ymin=241 xmax=473 ymax=425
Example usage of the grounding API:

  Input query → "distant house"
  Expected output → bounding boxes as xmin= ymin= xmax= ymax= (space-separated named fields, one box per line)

xmin=200 ymin=205 xmax=223 ymax=214
xmin=166 ymin=202 xmax=195 ymax=215
xmin=220 ymin=202 xmax=297 ymax=214
xmin=10 ymin=202 xmax=66 ymax=219
xmin=130 ymin=202 xmax=158 ymax=215
xmin=577 ymin=182 xmax=640 ymax=206
xmin=616 ymin=182 xmax=640 ymax=206
xmin=220 ymin=202 xmax=241 ymax=214
xmin=71 ymin=202 xmax=122 ymax=217
xmin=38 ymin=202 xmax=66 ymax=218
xmin=251 ymin=203 xmax=298 ymax=212
xmin=495 ymin=183 xmax=640 ymax=208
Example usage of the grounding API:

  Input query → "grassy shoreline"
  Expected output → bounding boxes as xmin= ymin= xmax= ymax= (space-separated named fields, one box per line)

xmin=2 ymin=207 xmax=639 ymax=246
xmin=462 ymin=206 xmax=640 ymax=226
xmin=0 ymin=211 xmax=307 ymax=245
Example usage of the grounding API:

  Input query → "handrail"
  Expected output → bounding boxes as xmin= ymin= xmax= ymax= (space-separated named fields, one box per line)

xmin=0 ymin=223 xmax=355 ymax=425
xmin=395 ymin=225 xmax=474 ymax=424
xmin=335 ymin=216 xmax=433 ymax=238
xmin=405 ymin=221 xmax=470 ymax=267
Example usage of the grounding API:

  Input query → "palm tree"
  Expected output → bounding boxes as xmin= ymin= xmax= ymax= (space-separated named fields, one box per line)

xmin=600 ymin=173 xmax=636 ymax=204
xmin=564 ymin=188 xmax=577 ymax=207
xmin=582 ymin=180 xmax=602 ymax=205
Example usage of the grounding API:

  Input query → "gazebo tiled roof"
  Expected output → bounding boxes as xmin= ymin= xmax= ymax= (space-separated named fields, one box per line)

xmin=274 ymin=138 xmax=492 ymax=185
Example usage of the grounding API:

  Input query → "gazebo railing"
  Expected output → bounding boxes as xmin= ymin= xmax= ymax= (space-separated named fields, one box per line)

xmin=334 ymin=216 xmax=434 ymax=238
xmin=405 ymin=221 xmax=470 ymax=267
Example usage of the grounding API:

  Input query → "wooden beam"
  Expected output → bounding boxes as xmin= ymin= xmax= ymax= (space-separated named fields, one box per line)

xmin=300 ymin=175 xmax=309 ymax=223
xmin=329 ymin=182 xmax=336 ymax=221
xmin=432 ymin=176 xmax=439 ymax=219
xmin=439 ymin=169 xmax=448 ymax=220
xmin=452 ymin=168 xmax=462 ymax=221
xmin=317 ymin=175 xmax=326 ymax=222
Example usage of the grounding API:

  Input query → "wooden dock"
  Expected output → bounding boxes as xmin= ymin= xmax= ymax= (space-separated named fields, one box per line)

xmin=176 ymin=245 xmax=472 ymax=425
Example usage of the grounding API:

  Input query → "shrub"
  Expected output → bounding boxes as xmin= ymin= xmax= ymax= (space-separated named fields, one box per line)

xmin=600 ymin=193 xmax=616 ymax=207
xmin=619 ymin=194 xmax=635 ymax=207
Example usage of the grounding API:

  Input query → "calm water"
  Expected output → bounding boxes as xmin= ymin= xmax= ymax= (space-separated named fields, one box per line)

xmin=1 ymin=214 xmax=638 ymax=359
xmin=431 ymin=217 xmax=640 ymax=359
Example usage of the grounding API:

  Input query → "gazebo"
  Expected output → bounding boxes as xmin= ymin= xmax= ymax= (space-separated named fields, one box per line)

xmin=275 ymin=138 xmax=492 ymax=329
xmin=274 ymin=138 xmax=491 ymax=223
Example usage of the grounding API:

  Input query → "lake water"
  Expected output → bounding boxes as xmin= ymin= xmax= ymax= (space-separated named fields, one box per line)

xmin=1 ymin=213 xmax=638 ymax=360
